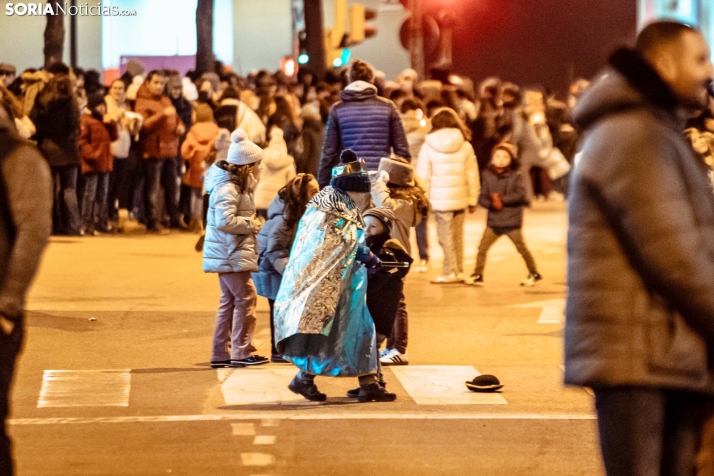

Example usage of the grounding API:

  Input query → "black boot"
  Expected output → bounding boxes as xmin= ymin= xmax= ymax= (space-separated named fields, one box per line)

xmin=288 ymin=375 xmax=327 ymax=402
xmin=357 ymin=383 xmax=396 ymax=402
xmin=347 ymin=380 xmax=385 ymax=398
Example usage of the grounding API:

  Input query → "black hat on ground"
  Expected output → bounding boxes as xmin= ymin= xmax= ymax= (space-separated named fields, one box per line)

xmin=465 ymin=375 xmax=503 ymax=392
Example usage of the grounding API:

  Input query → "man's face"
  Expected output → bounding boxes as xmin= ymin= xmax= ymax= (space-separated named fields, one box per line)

xmin=666 ymin=31 xmax=713 ymax=110
xmin=148 ymin=75 xmax=167 ymax=96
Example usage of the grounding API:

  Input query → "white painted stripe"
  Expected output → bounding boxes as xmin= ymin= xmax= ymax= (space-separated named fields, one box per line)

xmin=231 ymin=423 xmax=256 ymax=436
xmin=217 ymin=368 xmax=315 ymax=406
xmin=260 ymin=419 xmax=279 ymax=427
xmin=390 ymin=366 xmax=508 ymax=405
xmin=241 ymin=453 xmax=275 ymax=466
xmin=254 ymin=435 xmax=276 ymax=445
xmin=8 ymin=413 xmax=596 ymax=426
xmin=509 ymin=299 xmax=565 ymax=324
xmin=37 ymin=370 xmax=131 ymax=408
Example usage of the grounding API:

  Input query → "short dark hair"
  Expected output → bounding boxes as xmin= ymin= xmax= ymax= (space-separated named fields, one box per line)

xmin=636 ymin=21 xmax=697 ymax=55
xmin=349 ymin=60 xmax=374 ymax=83
xmin=146 ymin=69 xmax=167 ymax=83
xmin=46 ymin=62 xmax=70 ymax=76
xmin=400 ymin=98 xmax=420 ymax=113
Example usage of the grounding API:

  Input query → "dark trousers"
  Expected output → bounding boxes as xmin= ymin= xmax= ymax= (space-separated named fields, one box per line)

xmin=594 ymin=386 xmax=708 ymax=476
xmin=80 ymin=172 xmax=110 ymax=232
xmin=0 ymin=320 xmax=24 ymax=476
xmin=51 ymin=165 xmax=81 ymax=236
xmin=143 ymin=158 xmax=179 ymax=229
xmin=415 ymin=215 xmax=429 ymax=261
xmin=268 ymin=299 xmax=279 ymax=357
xmin=387 ymin=292 xmax=408 ymax=354
xmin=107 ymin=158 xmax=131 ymax=222
xmin=474 ymin=226 xmax=537 ymax=276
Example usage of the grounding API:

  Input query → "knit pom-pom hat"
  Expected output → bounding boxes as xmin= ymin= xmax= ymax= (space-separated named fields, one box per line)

xmin=227 ymin=128 xmax=263 ymax=165
xmin=330 ymin=149 xmax=371 ymax=193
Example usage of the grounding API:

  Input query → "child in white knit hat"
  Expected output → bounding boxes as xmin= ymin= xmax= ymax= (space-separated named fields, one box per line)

xmin=203 ymin=129 xmax=269 ymax=368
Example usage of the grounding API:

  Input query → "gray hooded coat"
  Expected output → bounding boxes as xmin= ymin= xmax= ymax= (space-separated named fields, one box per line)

xmin=565 ymin=48 xmax=714 ymax=394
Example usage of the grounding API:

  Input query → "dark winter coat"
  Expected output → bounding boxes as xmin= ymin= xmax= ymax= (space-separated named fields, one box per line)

xmin=79 ymin=113 xmax=119 ymax=174
xmin=565 ymin=47 xmax=714 ymax=394
xmin=134 ymin=84 xmax=183 ymax=159
xmin=253 ymin=196 xmax=298 ymax=300
xmin=366 ymin=233 xmax=412 ymax=336
xmin=478 ymin=166 xmax=527 ymax=229
xmin=318 ymin=81 xmax=410 ymax=187
xmin=31 ymin=88 xmax=81 ymax=168
xmin=298 ymin=117 xmax=324 ymax=176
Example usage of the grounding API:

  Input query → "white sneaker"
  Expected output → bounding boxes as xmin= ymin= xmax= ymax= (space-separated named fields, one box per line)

xmin=521 ymin=272 xmax=543 ymax=287
xmin=430 ymin=273 xmax=463 ymax=284
xmin=381 ymin=350 xmax=408 ymax=366
xmin=414 ymin=260 xmax=429 ymax=273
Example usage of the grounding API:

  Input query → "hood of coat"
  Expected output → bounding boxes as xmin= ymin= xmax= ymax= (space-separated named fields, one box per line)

xmin=573 ymin=48 xmax=681 ymax=131
xmin=262 ymin=131 xmax=294 ymax=171
xmin=191 ymin=122 xmax=220 ymax=145
xmin=341 ymin=81 xmax=378 ymax=102
xmin=425 ymin=128 xmax=466 ymax=154
xmin=267 ymin=195 xmax=285 ymax=220
xmin=204 ymin=162 xmax=232 ymax=194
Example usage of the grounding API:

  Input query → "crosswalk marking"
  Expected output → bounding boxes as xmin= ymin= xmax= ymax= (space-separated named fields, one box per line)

xmin=37 ymin=370 xmax=131 ymax=408
xmin=218 ymin=368 xmax=316 ymax=406
xmin=509 ymin=299 xmax=565 ymax=324
xmin=254 ymin=435 xmax=276 ymax=445
xmin=241 ymin=453 xmax=275 ymax=466
xmin=390 ymin=366 xmax=508 ymax=405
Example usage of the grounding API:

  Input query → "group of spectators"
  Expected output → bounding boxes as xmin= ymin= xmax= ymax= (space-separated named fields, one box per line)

xmin=0 ymin=57 xmax=581 ymax=243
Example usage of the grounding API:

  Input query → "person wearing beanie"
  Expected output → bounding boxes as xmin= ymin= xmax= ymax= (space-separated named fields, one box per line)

xmin=371 ymin=156 xmax=430 ymax=365
xmin=78 ymin=92 xmax=118 ymax=235
xmin=341 ymin=206 xmax=412 ymax=396
xmin=317 ymin=59 xmax=411 ymax=188
xmin=254 ymin=127 xmax=297 ymax=218
xmin=180 ymin=103 xmax=220 ymax=232
xmin=465 ymin=142 xmax=542 ymax=287
xmin=134 ymin=70 xmax=187 ymax=233
xmin=274 ymin=149 xmax=397 ymax=403
xmin=203 ymin=128 xmax=268 ymax=369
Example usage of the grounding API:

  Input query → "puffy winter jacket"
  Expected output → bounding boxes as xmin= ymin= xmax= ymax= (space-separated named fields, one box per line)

xmin=479 ymin=167 xmax=527 ymax=229
xmin=254 ymin=129 xmax=296 ymax=210
xmin=134 ymin=84 xmax=183 ymax=159
xmin=253 ymin=196 xmax=298 ymax=299
xmin=78 ymin=113 xmax=118 ymax=174
xmin=318 ymin=81 xmax=410 ymax=187
xmin=565 ymin=47 xmax=714 ymax=394
xmin=417 ymin=128 xmax=479 ymax=212
xmin=202 ymin=163 xmax=259 ymax=273
xmin=181 ymin=121 xmax=220 ymax=189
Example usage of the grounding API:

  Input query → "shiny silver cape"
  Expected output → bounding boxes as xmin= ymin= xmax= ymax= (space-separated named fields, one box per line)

xmin=273 ymin=194 xmax=377 ymax=377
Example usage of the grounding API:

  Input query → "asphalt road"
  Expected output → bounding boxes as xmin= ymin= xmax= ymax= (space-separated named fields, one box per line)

xmin=7 ymin=201 xmax=605 ymax=476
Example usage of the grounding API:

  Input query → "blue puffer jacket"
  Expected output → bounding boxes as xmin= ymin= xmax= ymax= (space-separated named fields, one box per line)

xmin=202 ymin=163 xmax=259 ymax=273
xmin=318 ymin=81 xmax=411 ymax=187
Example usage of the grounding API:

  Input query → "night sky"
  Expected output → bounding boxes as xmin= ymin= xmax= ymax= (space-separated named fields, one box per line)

xmin=430 ymin=0 xmax=638 ymax=96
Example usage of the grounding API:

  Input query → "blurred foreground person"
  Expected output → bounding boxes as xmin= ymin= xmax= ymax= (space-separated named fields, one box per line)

xmin=566 ymin=21 xmax=714 ymax=476
xmin=0 ymin=99 xmax=52 ymax=475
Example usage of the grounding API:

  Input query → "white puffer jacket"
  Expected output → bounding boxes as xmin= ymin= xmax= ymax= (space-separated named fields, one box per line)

xmin=254 ymin=128 xmax=296 ymax=210
xmin=417 ymin=128 xmax=479 ymax=212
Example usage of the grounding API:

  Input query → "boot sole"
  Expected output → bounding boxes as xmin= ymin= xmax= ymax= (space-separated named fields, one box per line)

xmin=357 ymin=394 xmax=397 ymax=403
xmin=288 ymin=383 xmax=327 ymax=402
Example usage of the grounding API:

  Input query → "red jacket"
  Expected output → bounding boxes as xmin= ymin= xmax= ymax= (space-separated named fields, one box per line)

xmin=134 ymin=84 xmax=183 ymax=159
xmin=181 ymin=121 xmax=220 ymax=189
xmin=79 ymin=113 xmax=118 ymax=174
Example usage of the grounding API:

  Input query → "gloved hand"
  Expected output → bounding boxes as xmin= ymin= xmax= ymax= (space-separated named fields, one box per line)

xmin=491 ymin=192 xmax=504 ymax=211
xmin=365 ymin=254 xmax=383 ymax=273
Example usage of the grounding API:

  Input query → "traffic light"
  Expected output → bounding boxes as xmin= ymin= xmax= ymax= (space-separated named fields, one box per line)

xmin=348 ymin=4 xmax=377 ymax=45
xmin=324 ymin=0 xmax=348 ymax=68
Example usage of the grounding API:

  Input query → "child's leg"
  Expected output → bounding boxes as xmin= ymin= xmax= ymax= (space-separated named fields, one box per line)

xmin=227 ymin=272 xmax=258 ymax=360
xmin=388 ymin=292 xmax=408 ymax=354
xmin=452 ymin=210 xmax=466 ymax=274
xmin=80 ymin=173 xmax=98 ymax=232
xmin=212 ymin=273 xmax=235 ymax=361
xmin=474 ymin=227 xmax=500 ymax=276
xmin=415 ymin=216 xmax=429 ymax=262
xmin=505 ymin=228 xmax=538 ymax=273
xmin=434 ymin=211 xmax=457 ymax=275
xmin=190 ymin=188 xmax=203 ymax=224
xmin=94 ymin=172 xmax=110 ymax=230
